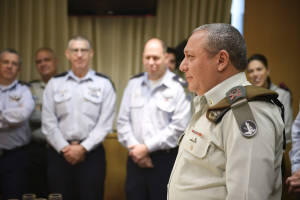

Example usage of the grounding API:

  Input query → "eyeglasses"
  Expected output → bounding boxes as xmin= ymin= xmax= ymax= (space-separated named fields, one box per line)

xmin=69 ymin=48 xmax=90 ymax=55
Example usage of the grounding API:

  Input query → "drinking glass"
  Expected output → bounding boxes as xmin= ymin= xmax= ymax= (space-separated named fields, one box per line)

xmin=48 ymin=193 xmax=62 ymax=200
xmin=22 ymin=193 xmax=36 ymax=200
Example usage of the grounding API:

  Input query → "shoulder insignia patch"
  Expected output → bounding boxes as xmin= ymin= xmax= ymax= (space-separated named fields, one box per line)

xmin=173 ymin=75 xmax=188 ymax=87
xmin=240 ymin=120 xmax=257 ymax=137
xmin=54 ymin=72 xmax=68 ymax=78
xmin=226 ymin=86 xmax=246 ymax=104
xmin=130 ymin=72 xmax=144 ymax=79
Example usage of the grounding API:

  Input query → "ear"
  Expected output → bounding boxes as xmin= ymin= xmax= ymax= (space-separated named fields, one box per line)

xmin=65 ymin=49 xmax=70 ymax=60
xmin=216 ymin=50 xmax=229 ymax=72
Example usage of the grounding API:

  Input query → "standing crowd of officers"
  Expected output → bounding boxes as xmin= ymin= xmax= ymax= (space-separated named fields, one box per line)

xmin=0 ymin=23 xmax=299 ymax=200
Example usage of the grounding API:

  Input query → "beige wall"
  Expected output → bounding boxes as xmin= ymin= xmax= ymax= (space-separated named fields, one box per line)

xmin=244 ymin=0 xmax=300 ymax=117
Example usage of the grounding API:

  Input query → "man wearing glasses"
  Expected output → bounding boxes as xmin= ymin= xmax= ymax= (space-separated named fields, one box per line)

xmin=42 ymin=36 xmax=116 ymax=200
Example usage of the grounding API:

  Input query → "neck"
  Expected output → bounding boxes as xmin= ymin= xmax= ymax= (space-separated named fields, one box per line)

xmin=73 ymin=68 xmax=89 ymax=78
xmin=42 ymin=75 xmax=52 ymax=83
xmin=0 ymin=79 xmax=14 ymax=86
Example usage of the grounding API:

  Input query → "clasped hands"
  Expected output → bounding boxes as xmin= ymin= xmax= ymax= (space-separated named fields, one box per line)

xmin=61 ymin=142 xmax=87 ymax=165
xmin=129 ymin=144 xmax=154 ymax=168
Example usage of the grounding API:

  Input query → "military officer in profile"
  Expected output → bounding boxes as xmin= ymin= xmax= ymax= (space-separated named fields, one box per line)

xmin=168 ymin=23 xmax=284 ymax=200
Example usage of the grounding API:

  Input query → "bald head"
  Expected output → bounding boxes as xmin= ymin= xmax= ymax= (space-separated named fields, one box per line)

xmin=143 ymin=38 xmax=167 ymax=80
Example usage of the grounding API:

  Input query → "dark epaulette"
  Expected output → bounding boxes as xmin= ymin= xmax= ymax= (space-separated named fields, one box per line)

xmin=206 ymin=85 xmax=278 ymax=124
xmin=29 ymin=80 xmax=40 ymax=84
xmin=130 ymin=72 xmax=144 ymax=79
xmin=54 ymin=72 xmax=68 ymax=78
xmin=18 ymin=80 xmax=30 ymax=87
xmin=95 ymin=72 xmax=116 ymax=91
xmin=173 ymin=74 xmax=188 ymax=87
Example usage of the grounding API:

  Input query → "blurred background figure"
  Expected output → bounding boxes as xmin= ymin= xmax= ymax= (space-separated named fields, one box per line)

xmin=42 ymin=36 xmax=116 ymax=200
xmin=27 ymin=47 xmax=58 ymax=198
xmin=0 ymin=49 xmax=35 ymax=199
xmin=165 ymin=47 xmax=178 ymax=72
xmin=117 ymin=38 xmax=191 ymax=200
xmin=246 ymin=53 xmax=293 ymax=144
xmin=287 ymin=107 xmax=300 ymax=196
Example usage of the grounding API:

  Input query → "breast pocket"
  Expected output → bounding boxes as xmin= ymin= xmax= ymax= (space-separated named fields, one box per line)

xmin=83 ymin=89 xmax=102 ymax=119
xmin=184 ymin=131 xmax=211 ymax=159
xmin=54 ymin=91 xmax=71 ymax=118
xmin=155 ymin=97 xmax=175 ymax=128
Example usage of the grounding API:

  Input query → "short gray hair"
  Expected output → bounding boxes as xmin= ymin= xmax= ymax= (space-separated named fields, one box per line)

xmin=67 ymin=35 xmax=92 ymax=49
xmin=0 ymin=48 xmax=22 ymax=67
xmin=193 ymin=23 xmax=247 ymax=71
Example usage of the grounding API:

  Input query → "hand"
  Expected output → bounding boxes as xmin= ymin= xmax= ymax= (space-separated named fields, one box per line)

xmin=62 ymin=144 xmax=87 ymax=165
xmin=137 ymin=156 xmax=154 ymax=168
xmin=286 ymin=169 xmax=300 ymax=193
xmin=128 ymin=144 xmax=149 ymax=163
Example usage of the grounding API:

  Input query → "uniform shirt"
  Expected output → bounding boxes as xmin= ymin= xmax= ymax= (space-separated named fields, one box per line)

xmin=0 ymin=80 xmax=35 ymax=150
xmin=42 ymin=69 xmax=116 ymax=152
xmin=29 ymin=80 xmax=46 ymax=141
xmin=270 ymin=83 xmax=293 ymax=144
xmin=289 ymin=109 xmax=300 ymax=173
xmin=168 ymin=72 xmax=284 ymax=200
xmin=117 ymin=69 xmax=191 ymax=152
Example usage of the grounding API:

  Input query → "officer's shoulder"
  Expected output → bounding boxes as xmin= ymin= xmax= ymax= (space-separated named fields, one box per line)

xmin=54 ymin=72 xmax=68 ymax=78
xmin=18 ymin=80 xmax=30 ymax=87
xmin=29 ymin=79 xmax=42 ymax=86
xmin=172 ymin=74 xmax=187 ymax=88
xmin=206 ymin=85 xmax=278 ymax=124
xmin=95 ymin=72 xmax=115 ymax=90
xmin=130 ymin=72 xmax=144 ymax=80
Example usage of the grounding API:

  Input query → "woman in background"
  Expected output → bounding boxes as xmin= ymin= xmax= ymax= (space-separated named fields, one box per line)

xmin=246 ymin=53 xmax=293 ymax=144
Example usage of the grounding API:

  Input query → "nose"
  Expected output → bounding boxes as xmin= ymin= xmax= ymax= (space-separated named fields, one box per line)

xmin=179 ymin=58 xmax=187 ymax=72
xmin=149 ymin=58 xmax=155 ymax=65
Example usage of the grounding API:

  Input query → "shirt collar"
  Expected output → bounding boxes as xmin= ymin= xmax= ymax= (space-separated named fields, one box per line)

xmin=66 ymin=69 xmax=94 ymax=82
xmin=204 ymin=72 xmax=251 ymax=107
xmin=0 ymin=80 xmax=18 ymax=92
xmin=142 ymin=69 xmax=173 ymax=89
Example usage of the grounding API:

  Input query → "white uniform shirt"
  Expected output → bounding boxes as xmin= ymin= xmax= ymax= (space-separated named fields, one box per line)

xmin=290 ymin=109 xmax=300 ymax=173
xmin=168 ymin=72 xmax=284 ymax=200
xmin=42 ymin=70 xmax=116 ymax=152
xmin=117 ymin=70 xmax=191 ymax=152
xmin=0 ymin=80 xmax=35 ymax=149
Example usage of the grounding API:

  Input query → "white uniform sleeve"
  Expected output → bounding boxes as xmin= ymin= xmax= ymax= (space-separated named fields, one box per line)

xmin=0 ymin=86 xmax=34 ymax=129
xmin=223 ymin=101 xmax=283 ymax=200
xmin=42 ymin=79 xmax=69 ymax=152
xmin=80 ymin=80 xmax=116 ymax=151
xmin=144 ymin=88 xmax=191 ymax=152
xmin=290 ymin=111 xmax=300 ymax=173
xmin=117 ymin=82 xmax=140 ymax=148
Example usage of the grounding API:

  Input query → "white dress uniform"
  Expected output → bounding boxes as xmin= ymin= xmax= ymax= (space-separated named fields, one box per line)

xmin=42 ymin=69 xmax=116 ymax=200
xmin=270 ymin=83 xmax=293 ymax=144
xmin=117 ymin=69 xmax=191 ymax=200
xmin=0 ymin=80 xmax=35 ymax=149
xmin=42 ymin=69 xmax=116 ymax=152
xmin=117 ymin=69 xmax=191 ymax=152
xmin=0 ymin=80 xmax=35 ymax=199
xmin=168 ymin=72 xmax=284 ymax=200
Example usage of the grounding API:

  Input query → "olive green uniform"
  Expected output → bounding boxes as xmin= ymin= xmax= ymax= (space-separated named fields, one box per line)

xmin=168 ymin=72 xmax=284 ymax=200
